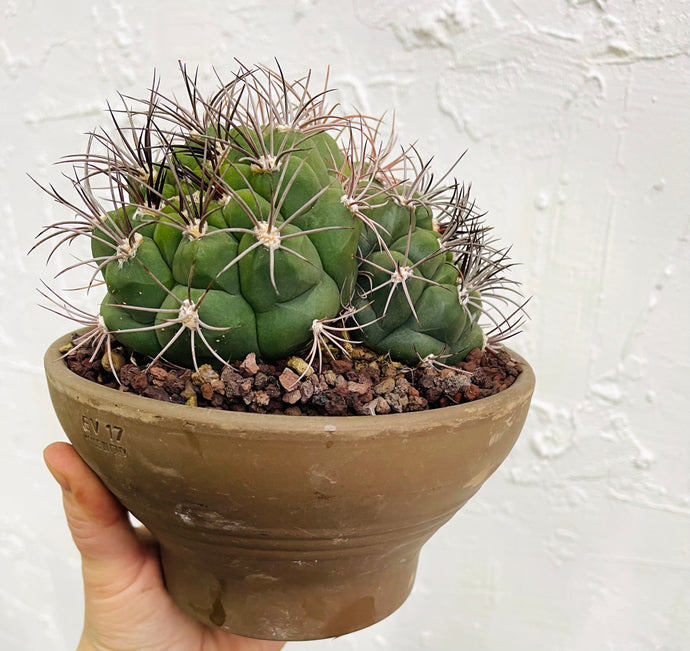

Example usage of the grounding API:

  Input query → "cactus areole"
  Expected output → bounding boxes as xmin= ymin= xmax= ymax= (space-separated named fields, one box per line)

xmin=35 ymin=62 xmax=527 ymax=374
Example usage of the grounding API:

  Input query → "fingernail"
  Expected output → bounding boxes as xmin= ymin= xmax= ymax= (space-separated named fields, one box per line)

xmin=45 ymin=461 xmax=72 ymax=493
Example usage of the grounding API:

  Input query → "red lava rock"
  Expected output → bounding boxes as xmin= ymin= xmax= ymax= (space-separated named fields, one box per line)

xmin=311 ymin=375 xmax=328 ymax=394
xmin=472 ymin=367 xmax=494 ymax=389
xmin=253 ymin=372 xmax=268 ymax=390
xmin=324 ymin=394 xmax=348 ymax=416
xmin=279 ymin=368 xmax=300 ymax=391
xmin=395 ymin=377 xmax=411 ymax=393
xmin=130 ymin=371 xmax=149 ymax=392
xmin=361 ymin=399 xmax=379 ymax=416
xmin=163 ymin=373 xmax=188 ymax=395
xmin=464 ymin=384 xmax=481 ymax=401
xmin=283 ymin=389 xmax=302 ymax=405
xmin=347 ymin=381 xmax=370 ymax=395
xmin=149 ymin=366 xmax=168 ymax=384
xmin=419 ymin=374 xmax=437 ymax=389
xmin=200 ymin=383 xmax=214 ymax=400
xmin=385 ymin=392 xmax=404 ymax=413
xmin=240 ymin=352 xmax=260 ymax=376
xmin=460 ymin=348 xmax=484 ymax=372
xmin=224 ymin=379 xmax=241 ymax=398
xmin=357 ymin=366 xmax=379 ymax=384
xmin=221 ymin=366 xmax=243 ymax=384
xmin=142 ymin=385 xmax=170 ymax=402
xmin=331 ymin=359 xmax=353 ymax=374
xmin=374 ymin=377 xmax=396 ymax=395
xmin=265 ymin=384 xmax=282 ymax=400
xmin=441 ymin=373 xmax=470 ymax=397
xmin=254 ymin=390 xmax=270 ymax=407
xmin=375 ymin=396 xmax=391 ymax=415
xmin=408 ymin=394 xmax=428 ymax=411
xmin=300 ymin=381 xmax=314 ymax=402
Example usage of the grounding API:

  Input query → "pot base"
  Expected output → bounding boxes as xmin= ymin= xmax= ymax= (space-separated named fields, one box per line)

xmin=161 ymin=542 xmax=420 ymax=640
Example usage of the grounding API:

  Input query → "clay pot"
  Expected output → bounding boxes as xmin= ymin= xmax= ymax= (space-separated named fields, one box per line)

xmin=44 ymin=332 xmax=534 ymax=641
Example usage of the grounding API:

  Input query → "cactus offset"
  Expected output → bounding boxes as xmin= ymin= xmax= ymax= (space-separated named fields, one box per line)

xmin=34 ymin=62 xmax=527 ymax=372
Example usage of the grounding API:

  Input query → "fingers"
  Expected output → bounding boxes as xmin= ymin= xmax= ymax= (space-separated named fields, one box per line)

xmin=43 ymin=442 xmax=153 ymax=592
xmin=45 ymin=443 xmax=287 ymax=651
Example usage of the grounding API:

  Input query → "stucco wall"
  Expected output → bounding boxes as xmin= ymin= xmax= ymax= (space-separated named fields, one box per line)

xmin=1 ymin=1 xmax=688 ymax=649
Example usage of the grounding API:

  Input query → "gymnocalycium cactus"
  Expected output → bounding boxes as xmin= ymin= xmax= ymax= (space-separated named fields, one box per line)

xmin=34 ymin=62 xmax=527 ymax=374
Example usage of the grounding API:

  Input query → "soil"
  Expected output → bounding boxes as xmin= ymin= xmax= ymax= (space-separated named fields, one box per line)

xmin=62 ymin=336 xmax=523 ymax=417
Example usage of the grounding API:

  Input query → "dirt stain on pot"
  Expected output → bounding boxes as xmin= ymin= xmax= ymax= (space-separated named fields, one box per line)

xmin=209 ymin=582 xmax=227 ymax=627
xmin=327 ymin=595 xmax=377 ymax=634
xmin=184 ymin=430 xmax=204 ymax=457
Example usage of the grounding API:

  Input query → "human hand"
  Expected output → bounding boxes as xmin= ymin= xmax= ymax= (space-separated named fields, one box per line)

xmin=44 ymin=442 xmax=285 ymax=651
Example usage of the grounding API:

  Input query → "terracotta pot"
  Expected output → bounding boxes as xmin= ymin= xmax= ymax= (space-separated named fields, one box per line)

xmin=44 ymin=332 xmax=535 ymax=641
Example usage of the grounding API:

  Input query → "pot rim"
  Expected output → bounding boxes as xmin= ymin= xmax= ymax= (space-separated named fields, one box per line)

xmin=45 ymin=330 xmax=535 ymax=440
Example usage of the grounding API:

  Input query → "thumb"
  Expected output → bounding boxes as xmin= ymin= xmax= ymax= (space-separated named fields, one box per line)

xmin=44 ymin=442 xmax=154 ymax=594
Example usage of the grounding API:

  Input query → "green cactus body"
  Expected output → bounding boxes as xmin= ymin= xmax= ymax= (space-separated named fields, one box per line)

xmin=155 ymin=286 xmax=259 ymax=365
xmin=352 ymin=193 xmax=482 ymax=364
xmin=37 ymin=63 xmax=526 ymax=372
xmin=95 ymin=118 xmax=364 ymax=364
xmin=104 ymin=236 xmax=174 ymax=324
xmin=100 ymin=295 xmax=162 ymax=356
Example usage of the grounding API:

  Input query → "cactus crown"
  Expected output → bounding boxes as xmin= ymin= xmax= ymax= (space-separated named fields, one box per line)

xmin=34 ymin=62 xmax=527 ymax=374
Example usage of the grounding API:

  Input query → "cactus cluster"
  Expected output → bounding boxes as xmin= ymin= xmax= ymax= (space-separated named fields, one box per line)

xmin=35 ymin=62 xmax=527 ymax=374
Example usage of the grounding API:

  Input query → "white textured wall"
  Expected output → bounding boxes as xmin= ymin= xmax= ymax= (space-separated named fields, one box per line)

xmin=2 ymin=1 xmax=689 ymax=649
